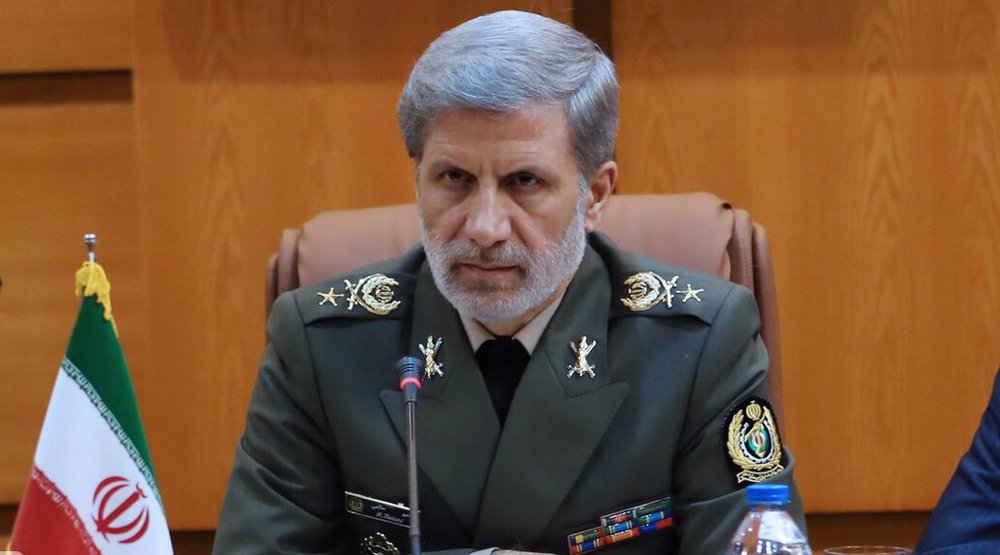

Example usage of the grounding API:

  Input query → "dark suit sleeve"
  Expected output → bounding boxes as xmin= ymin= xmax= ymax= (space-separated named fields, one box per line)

xmin=670 ymin=285 xmax=805 ymax=554
xmin=213 ymin=292 xmax=349 ymax=555
xmin=916 ymin=370 xmax=1000 ymax=554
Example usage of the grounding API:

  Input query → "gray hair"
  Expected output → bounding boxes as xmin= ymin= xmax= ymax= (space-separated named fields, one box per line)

xmin=397 ymin=10 xmax=619 ymax=182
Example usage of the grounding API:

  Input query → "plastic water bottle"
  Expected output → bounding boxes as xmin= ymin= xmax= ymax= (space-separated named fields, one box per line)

xmin=728 ymin=484 xmax=811 ymax=555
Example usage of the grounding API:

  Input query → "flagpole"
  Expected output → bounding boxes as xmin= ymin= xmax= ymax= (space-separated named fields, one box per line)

xmin=84 ymin=233 xmax=97 ymax=263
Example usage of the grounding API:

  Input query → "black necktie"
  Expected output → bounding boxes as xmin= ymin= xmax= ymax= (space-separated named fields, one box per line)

xmin=475 ymin=337 xmax=530 ymax=426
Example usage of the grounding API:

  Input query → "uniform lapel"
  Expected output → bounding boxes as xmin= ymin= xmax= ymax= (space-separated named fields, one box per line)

xmin=474 ymin=247 xmax=629 ymax=547
xmin=380 ymin=263 xmax=501 ymax=535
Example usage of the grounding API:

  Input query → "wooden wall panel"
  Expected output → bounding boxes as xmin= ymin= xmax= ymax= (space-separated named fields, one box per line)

xmin=0 ymin=75 xmax=140 ymax=502
xmin=132 ymin=0 xmax=572 ymax=528
xmin=615 ymin=1 xmax=1000 ymax=512
xmin=3 ymin=0 xmax=995 ymax=534
xmin=0 ymin=0 xmax=132 ymax=73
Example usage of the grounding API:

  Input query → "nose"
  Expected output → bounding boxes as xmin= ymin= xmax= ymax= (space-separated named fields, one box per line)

xmin=463 ymin=187 xmax=512 ymax=248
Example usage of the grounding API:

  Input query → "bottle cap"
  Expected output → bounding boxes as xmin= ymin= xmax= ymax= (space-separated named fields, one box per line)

xmin=745 ymin=484 xmax=789 ymax=505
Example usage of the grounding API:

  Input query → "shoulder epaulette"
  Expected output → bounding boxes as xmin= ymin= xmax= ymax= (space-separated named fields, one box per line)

xmin=609 ymin=265 xmax=732 ymax=324
xmin=293 ymin=249 xmax=422 ymax=325
xmin=590 ymin=232 xmax=734 ymax=324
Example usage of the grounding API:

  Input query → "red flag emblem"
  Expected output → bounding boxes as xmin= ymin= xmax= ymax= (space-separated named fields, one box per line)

xmin=92 ymin=476 xmax=151 ymax=544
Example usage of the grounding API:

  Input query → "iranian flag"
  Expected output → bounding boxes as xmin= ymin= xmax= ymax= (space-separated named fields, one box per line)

xmin=10 ymin=261 xmax=173 ymax=554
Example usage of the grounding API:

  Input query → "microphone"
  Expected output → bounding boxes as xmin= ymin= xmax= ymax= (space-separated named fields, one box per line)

xmin=398 ymin=356 xmax=422 ymax=404
xmin=396 ymin=356 xmax=423 ymax=555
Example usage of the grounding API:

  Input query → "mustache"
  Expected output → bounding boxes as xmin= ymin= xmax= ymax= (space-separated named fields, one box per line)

xmin=433 ymin=239 xmax=531 ymax=267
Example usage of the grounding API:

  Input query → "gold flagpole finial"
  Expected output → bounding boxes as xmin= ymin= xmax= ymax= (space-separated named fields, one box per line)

xmin=76 ymin=232 xmax=117 ymax=335
xmin=83 ymin=233 xmax=97 ymax=263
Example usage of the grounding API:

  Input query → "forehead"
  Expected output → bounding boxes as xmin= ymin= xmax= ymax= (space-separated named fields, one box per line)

xmin=420 ymin=104 xmax=574 ymax=165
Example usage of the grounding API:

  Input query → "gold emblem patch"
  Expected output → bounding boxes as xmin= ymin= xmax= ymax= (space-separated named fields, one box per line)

xmin=726 ymin=398 xmax=784 ymax=484
xmin=343 ymin=273 xmax=401 ymax=315
xmin=621 ymin=272 xmax=683 ymax=311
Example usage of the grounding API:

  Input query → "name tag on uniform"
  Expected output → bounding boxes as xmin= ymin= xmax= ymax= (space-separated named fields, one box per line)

xmin=344 ymin=491 xmax=410 ymax=528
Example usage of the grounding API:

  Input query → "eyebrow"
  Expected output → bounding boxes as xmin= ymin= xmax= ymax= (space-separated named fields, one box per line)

xmin=422 ymin=158 xmax=465 ymax=175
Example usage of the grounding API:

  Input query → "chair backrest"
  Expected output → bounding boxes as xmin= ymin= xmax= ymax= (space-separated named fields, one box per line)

xmin=266 ymin=192 xmax=783 ymax=417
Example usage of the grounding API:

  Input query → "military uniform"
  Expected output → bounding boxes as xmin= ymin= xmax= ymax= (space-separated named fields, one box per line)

xmin=214 ymin=232 xmax=802 ymax=555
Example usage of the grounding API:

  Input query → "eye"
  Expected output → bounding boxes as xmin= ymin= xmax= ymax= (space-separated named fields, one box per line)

xmin=509 ymin=172 xmax=543 ymax=189
xmin=440 ymin=169 xmax=472 ymax=186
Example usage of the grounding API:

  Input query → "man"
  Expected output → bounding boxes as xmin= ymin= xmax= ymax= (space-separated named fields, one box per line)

xmin=214 ymin=10 xmax=803 ymax=555
xmin=915 ymin=369 xmax=1000 ymax=554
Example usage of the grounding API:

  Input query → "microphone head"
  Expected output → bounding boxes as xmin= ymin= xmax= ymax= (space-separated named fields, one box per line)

xmin=396 ymin=356 xmax=422 ymax=379
xmin=396 ymin=356 xmax=423 ymax=392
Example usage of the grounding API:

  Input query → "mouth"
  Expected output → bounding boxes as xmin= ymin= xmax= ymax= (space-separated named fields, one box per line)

xmin=456 ymin=262 xmax=520 ymax=277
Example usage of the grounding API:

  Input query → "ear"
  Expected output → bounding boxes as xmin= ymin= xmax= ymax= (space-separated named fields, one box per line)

xmin=413 ymin=164 xmax=422 ymax=201
xmin=583 ymin=161 xmax=618 ymax=233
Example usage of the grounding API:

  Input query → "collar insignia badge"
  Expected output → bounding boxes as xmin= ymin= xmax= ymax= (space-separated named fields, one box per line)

xmin=317 ymin=286 xmax=345 ymax=306
xmin=725 ymin=397 xmax=785 ymax=483
xmin=567 ymin=336 xmax=597 ymax=378
xmin=419 ymin=336 xmax=444 ymax=380
xmin=343 ymin=273 xmax=401 ymax=315
xmin=621 ymin=272 xmax=681 ymax=311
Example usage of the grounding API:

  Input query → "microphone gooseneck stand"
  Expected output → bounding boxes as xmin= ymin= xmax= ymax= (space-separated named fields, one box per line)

xmin=397 ymin=356 xmax=423 ymax=555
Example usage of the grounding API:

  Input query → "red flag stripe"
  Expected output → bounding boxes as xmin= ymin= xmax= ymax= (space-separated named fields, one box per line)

xmin=10 ymin=465 xmax=102 ymax=555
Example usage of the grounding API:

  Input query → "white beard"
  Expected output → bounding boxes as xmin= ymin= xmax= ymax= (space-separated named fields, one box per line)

xmin=420 ymin=199 xmax=587 ymax=325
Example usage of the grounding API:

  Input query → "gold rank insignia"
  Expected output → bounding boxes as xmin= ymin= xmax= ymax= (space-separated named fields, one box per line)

xmin=418 ymin=336 xmax=444 ymax=379
xmin=342 ymin=273 xmax=401 ymax=315
xmin=726 ymin=398 xmax=785 ymax=484
xmin=621 ymin=271 xmax=696 ymax=311
xmin=317 ymin=286 xmax=345 ymax=306
xmin=677 ymin=283 xmax=704 ymax=303
xmin=567 ymin=336 xmax=597 ymax=378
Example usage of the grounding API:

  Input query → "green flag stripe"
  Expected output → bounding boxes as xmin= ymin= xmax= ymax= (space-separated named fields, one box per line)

xmin=60 ymin=358 xmax=162 ymax=506
xmin=62 ymin=295 xmax=162 ymax=506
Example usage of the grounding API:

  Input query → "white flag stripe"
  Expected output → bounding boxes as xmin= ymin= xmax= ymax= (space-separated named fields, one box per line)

xmin=34 ymin=370 xmax=172 ymax=554
xmin=62 ymin=357 xmax=161 ymax=504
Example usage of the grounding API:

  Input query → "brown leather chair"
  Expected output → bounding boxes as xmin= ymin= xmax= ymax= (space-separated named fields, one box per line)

xmin=265 ymin=192 xmax=784 ymax=417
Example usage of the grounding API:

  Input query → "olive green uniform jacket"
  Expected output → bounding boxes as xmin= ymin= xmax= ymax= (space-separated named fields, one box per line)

xmin=214 ymin=232 xmax=803 ymax=555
